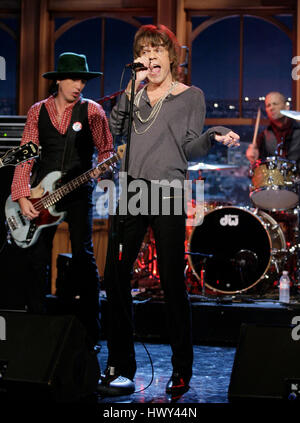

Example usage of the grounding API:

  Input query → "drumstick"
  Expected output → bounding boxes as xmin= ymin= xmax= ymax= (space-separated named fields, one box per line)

xmin=251 ymin=107 xmax=261 ymax=148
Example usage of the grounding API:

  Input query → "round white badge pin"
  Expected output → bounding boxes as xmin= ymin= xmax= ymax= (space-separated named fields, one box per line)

xmin=72 ymin=121 xmax=82 ymax=132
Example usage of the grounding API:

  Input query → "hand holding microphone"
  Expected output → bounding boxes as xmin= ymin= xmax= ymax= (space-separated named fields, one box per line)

xmin=125 ymin=62 xmax=148 ymax=71
xmin=124 ymin=57 xmax=149 ymax=97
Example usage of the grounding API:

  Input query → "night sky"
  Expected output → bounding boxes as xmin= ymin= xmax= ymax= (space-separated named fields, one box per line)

xmin=0 ymin=14 xmax=294 ymax=106
xmin=192 ymin=15 xmax=292 ymax=100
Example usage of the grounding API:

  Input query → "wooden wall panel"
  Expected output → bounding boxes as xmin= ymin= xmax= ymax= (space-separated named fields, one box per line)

xmin=0 ymin=0 xmax=20 ymax=10
xmin=18 ymin=0 xmax=40 ymax=114
xmin=38 ymin=0 xmax=55 ymax=102
xmin=184 ymin=0 xmax=296 ymax=9
xmin=48 ymin=0 xmax=156 ymax=12
xmin=157 ymin=0 xmax=176 ymax=31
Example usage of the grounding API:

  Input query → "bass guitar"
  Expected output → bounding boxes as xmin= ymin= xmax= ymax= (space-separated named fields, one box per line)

xmin=5 ymin=144 xmax=125 ymax=248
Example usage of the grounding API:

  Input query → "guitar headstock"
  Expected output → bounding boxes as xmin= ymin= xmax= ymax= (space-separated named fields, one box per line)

xmin=0 ymin=141 xmax=40 ymax=167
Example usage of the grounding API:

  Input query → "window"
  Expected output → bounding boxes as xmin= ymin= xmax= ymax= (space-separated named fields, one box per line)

xmin=55 ymin=16 xmax=153 ymax=108
xmin=0 ymin=19 xmax=18 ymax=115
xmin=191 ymin=14 xmax=293 ymax=119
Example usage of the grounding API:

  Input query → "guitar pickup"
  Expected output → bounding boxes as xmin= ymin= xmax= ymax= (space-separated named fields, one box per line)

xmin=17 ymin=210 xmax=27 ymax=226
xmin=7 ymin=215 xmax=19 ymax=231
xmin=26 ymin=222 xmax=37 ymax=242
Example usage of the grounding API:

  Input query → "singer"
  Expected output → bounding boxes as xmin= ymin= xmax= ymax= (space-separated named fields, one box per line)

xmin=97 ymin=24 xmax=240 ymax=398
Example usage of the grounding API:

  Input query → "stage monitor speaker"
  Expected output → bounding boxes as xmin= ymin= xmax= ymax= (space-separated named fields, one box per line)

xmin=0 ymin=311 xmax=100 ymax=402
xmin=228 ymin=323 xmax=300 ymax=401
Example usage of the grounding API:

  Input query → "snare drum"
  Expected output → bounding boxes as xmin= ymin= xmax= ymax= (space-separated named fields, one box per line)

xmin=250 ymin=157 xmax=299 ymax=211
xmin=187 ymin=206 xmax=285 ymax=294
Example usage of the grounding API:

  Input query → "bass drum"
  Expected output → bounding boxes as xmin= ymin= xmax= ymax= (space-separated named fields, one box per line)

xmin=187 ymin=206 xmax=286 ymax=294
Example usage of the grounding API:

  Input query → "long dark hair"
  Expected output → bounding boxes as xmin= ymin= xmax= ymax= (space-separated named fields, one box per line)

xmin=48 ymin=80 xmax=58 ymax=95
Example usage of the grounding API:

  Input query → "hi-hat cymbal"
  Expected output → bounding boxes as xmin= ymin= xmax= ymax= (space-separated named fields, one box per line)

xmin=280 ymin=109 xmax=300 ymax=120
xmin=188 ymin=162 xmax=239 ymax=171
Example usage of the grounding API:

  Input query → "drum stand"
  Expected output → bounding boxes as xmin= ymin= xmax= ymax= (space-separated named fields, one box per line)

xmin=185 ymin=252 xmax=213 ymax=297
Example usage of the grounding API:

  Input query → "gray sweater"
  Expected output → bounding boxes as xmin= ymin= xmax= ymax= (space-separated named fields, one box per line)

xmin=109 ymin=85 xmax=230 ymax=182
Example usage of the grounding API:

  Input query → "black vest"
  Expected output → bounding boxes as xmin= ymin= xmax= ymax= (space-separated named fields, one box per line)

xmin=36 ymin=99 xmax=94 ymax=183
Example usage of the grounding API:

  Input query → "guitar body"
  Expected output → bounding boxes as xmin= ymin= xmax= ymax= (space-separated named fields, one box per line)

xmin=5 ymin=171 xmax=66 ymax=248
xmin=5 ymin=143 xmax=126 ymax=249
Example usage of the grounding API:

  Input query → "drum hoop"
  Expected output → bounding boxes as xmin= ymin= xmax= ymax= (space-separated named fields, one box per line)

xmin=250 ymin=187 xmax=299 ymax=212
xmin=257 ymin=209 xmax=286 ymax=250
xmin=252 ymin=156 xmax=297 ymax=169
xmin=187 ymin=206 xmax=279 ymax=294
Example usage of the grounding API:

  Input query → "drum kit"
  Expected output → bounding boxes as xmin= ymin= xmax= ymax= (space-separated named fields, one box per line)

xmin=186 ymin=154 xmax=300 ymax=296
xmin=132 ymin=124 xmax=300 ymax=298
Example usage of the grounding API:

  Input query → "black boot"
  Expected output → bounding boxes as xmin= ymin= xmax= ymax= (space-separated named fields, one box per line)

xmin=166 ymin=372 xmax=191 ymax=397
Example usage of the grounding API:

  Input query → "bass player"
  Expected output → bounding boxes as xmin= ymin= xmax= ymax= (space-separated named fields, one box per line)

xmin=10 ymin=52 xmax=113 ymax=348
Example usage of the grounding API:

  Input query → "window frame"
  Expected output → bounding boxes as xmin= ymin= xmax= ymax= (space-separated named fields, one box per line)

xmin=186 ymin=9 xmax=295 ymax=127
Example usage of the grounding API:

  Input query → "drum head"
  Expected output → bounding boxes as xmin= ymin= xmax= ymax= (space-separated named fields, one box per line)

xmin=250 ymin=188 xmax=299 ymax=211
xmin=188 ymin=207 xmax=272 ymax=294
xmin=250 ymin=157 xmax=299 ymax=211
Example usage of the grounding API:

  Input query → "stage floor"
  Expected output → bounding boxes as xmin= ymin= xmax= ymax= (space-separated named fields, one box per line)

xmin=2 ymin=292 xmax=300 ymax=412
xmin=93 ymin=290 xmax=300 ymax=405
xmin=96 ymin=341 xmax=236 ymax=404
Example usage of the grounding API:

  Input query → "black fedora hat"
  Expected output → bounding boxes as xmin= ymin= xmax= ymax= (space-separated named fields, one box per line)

xmin=42 ymin=52 xmax=102 ymax=80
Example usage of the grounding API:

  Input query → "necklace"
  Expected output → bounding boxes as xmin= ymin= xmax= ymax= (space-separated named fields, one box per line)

xmin=54 ymin=98 xmax=68 ymax=123
xmin=133 ymin=81 xmax=178 ymax=134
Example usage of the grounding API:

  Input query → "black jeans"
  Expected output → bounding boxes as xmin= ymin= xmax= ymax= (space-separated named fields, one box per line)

xmin=19 ymin=187 xmax=101 ymax=346
xmin=104 ymin=182 xmax=193 ymax=380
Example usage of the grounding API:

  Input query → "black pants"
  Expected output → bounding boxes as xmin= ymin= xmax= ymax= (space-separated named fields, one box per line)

xmin=104 ymin=183 xmax=193 ymax=380
xmin=18 ymin=188 xmax=101 ymax=346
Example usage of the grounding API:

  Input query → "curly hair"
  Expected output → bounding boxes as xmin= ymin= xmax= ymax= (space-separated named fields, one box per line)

xmin=133 ymin=24 xmax=181 ymax=81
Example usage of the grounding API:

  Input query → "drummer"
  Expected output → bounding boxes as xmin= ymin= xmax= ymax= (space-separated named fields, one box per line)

xmin=246 ymin=91 xmax=300 ymax=166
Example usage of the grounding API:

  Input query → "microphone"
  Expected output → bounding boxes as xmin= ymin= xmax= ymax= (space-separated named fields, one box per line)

xmin=125 ymin=62 xmax=148 ymax=71
xmin=180 ymin=46 xmax=189 ymax=74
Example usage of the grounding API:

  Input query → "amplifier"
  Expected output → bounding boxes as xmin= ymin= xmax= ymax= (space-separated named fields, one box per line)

xmin=0 ymin=115 xmax=26 ymax=152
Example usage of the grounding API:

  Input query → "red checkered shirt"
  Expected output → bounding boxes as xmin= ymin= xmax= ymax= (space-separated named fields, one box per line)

xmin=11 ymin=95 xmax=113 ymax=201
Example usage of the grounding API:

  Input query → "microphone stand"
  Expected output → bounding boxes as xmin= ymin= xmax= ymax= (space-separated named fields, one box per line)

xmin=118 ymin=67 xmax=137 ymax=260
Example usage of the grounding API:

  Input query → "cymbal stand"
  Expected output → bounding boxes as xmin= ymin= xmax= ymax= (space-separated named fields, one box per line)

xmin=200 ymin=258 xmax=208 ymax=297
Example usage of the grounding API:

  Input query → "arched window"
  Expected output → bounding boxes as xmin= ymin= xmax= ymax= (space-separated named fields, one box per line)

xmin=55 ymin=16 xmax=153 ymax=105
xmin=0 ymin=19 xmax=18 ymax=115
xmin=191 ymin=15 xmax=293 ymax=119
xmin=243 ymin=15 xmax=292 ymax=116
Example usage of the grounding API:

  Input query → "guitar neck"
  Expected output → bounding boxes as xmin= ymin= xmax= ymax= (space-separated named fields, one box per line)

xmin=41 ymin=153 xmax=119 ymax=209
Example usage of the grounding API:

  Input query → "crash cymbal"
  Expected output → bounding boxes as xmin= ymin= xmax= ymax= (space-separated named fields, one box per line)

xmin=188 ymin=162 xmax=239 ymax=171
xmin=280 ymin=109 xmax=300 ymax=120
